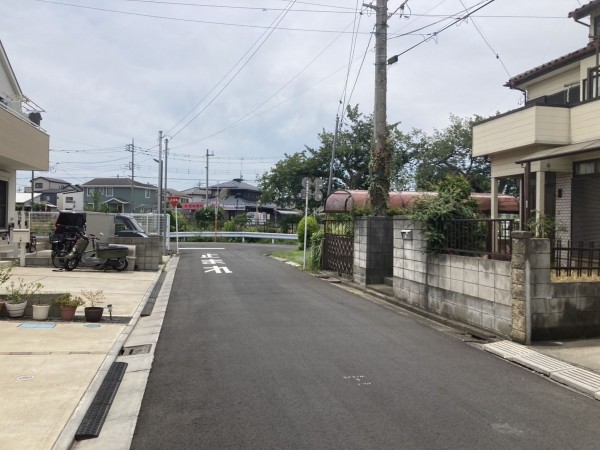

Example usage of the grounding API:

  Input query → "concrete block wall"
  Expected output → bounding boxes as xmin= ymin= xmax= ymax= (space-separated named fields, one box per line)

xmin=392 ymin=217 xmax=512 ymax=338
xmin=109 ymin=236 xmax=162 ymax=271
xmin=353 ymin=217 xmax=393 ymax=286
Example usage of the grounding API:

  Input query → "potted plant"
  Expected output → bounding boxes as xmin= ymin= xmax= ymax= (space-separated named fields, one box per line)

xmin=5 ymin=279 xmax=43 ymax=318
xmin=81 ymin=289 xmax=106 ymax=323
xmin=54 ymin=293 xmax=85 ymax=321
xmin=0 ymin=264 xmax=12 ymax=317
xmin=32 ymin=297 xmax=51 ymax=321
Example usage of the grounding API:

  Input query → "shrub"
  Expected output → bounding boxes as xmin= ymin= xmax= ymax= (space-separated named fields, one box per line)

xmin=307 ymin=229 xmax=324 ymax=271
xmin=297 ymin=216 xmax=319 ymax=249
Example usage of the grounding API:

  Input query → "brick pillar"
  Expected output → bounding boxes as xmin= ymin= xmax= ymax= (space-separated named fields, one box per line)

xmin=511 ymin=231 xmax=531 ymax=344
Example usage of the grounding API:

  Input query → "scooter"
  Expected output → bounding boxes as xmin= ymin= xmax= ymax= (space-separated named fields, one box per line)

xmin=63 ymin=233 xmax=129 ymax=272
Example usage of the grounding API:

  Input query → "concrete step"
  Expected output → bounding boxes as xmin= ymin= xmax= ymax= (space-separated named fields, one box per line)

xmin=383 ymin=276 xmax=393 ymax=287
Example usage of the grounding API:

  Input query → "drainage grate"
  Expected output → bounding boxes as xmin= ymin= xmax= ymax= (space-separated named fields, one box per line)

xmin=75 ymin=361 xmax=128 ymax=441
xmin=18 ymin=323 xmax=56 ymax=329
xmin=141 ymin=270 xmax=166 ymax=317
xmin=120 ymin=344 xmax=152 ymax=356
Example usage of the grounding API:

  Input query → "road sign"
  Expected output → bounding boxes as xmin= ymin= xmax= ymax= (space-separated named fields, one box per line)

xmin=167 ymin=196 xmax=180 ymax=208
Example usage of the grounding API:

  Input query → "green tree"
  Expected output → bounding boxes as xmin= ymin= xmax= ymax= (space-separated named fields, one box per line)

xmin=406 ymin=115 xmax=491 ymax=193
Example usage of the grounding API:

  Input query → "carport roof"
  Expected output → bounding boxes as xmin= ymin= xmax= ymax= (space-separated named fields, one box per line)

xmin=515 ymin=139 xmax=600 ymax=164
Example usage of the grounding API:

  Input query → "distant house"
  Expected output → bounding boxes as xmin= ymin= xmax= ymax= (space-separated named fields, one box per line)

xmin=181 ymin=178 xmax=276 ymax=219
xmin=473 ymin=1 xmax=600 ymax=243
xmin=82 ymin=177 xmax=158 ymax=213
xmin=24 ymin=176 xmax=82 ymax=209
xmin=0 ymin=39 xmax=49 ymax=230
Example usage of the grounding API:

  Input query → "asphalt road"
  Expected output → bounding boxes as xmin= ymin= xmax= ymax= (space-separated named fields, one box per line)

xmin=132 ymin=243 xmax=600 ymax=449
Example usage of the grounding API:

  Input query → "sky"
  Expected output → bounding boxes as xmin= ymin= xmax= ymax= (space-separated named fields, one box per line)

xmin=0 ymin=0 xmax=592 ymax=193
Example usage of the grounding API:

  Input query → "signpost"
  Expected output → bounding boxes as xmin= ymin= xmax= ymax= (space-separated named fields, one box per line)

xmin=167 ymin=196 xmax=180 ymax=254
xmin=300 ymin=177 xmax=323 ymax=270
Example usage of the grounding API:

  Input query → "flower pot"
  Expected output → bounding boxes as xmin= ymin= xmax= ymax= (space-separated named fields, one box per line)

xmin=60 ymin=306 xmax=77 ymax=321
xmin=5 ymin=301 xmax=27 ymax=318
xmin=84 ymin=306 xmax=104 ymax=323
xmin=32 ymin=304 xmax=51 ymax=321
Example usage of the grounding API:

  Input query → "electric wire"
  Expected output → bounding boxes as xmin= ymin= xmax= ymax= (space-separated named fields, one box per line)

xmin=458 ymin=0 xmax=511 ymax=77
xmin=167 ymin=0 xmax=297 ymax=139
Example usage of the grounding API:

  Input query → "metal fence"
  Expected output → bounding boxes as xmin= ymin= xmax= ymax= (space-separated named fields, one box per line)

xmin=322 ymin=220 xmax=354 ymax=276
xmin=438 ymin=218 xmax=514 ymax=260
xmin=552 ymin=240 xmax=600 ymax=277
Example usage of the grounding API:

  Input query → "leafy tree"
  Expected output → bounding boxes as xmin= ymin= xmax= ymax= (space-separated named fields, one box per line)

xmin=194 ymin=207 xmax=224 ymax=230
xmin=406 ymin=115 xmax=491 ymax=193
xmin=409 ymin=175 xmax=479 ymax=252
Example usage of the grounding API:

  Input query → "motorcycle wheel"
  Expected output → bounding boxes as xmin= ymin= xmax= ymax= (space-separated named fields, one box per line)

xmin=114 ymin=259 xmax=128 ymax=272
xmin=63 ymin=258 xmax=79 ymax=271
xmin=52 ymin=251 xmax=68 ymax=268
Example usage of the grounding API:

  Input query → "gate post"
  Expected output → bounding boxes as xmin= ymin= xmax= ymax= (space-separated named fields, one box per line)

xmin=353 ymin=216 xmax=393 ymax=287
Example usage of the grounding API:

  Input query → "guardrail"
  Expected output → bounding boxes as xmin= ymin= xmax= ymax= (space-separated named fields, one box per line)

xmin=169 ymin=231 xmax=298 ymax=242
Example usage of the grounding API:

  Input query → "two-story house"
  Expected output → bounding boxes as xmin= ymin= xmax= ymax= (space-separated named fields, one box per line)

xmin=25 ymin=176 xmax=82 ymax=208
xmin=82 ymin=177 xmax=158 ymax=213
xmin=0 ymin=40 xmax=49 ymax=231
xmin=473 ymin=1 xmax=600 ymax=244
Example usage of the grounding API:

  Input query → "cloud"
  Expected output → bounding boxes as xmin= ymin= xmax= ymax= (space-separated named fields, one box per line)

xmin=0 ymin=0 xmax=588 ymax=191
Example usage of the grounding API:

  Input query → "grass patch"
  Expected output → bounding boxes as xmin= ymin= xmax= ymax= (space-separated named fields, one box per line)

xmin=271 ymin=249 xmax=304 ymax=266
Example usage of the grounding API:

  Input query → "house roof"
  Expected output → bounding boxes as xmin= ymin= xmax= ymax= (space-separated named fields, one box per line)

xmin=102 ymin=197 xmax=129 ymax=205
xmin=505 ymin=42 xmax=597 ymax=88
xmin=181 ymin=187 xmax=208 ymax=196
xmin=569 ymin=0 xmax=600 ymax=20
xmin=83 ymin=177 xmax=156 ymax=189
xmin=0 ymin=40 xmax=22 ymax=98
xmin=32 ymin=176 xmax=70 ymax=184
xmin=211 ymin=178 xmax=259 ymax=192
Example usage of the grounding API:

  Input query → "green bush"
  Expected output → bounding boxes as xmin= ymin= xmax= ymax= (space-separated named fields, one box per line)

xmin=307 ymin=229 xmax=324 ymax=271
xmin=297 ymin=216 xmax=319 ymax=249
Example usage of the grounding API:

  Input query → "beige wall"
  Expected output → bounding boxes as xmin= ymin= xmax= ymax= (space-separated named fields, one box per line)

xmin=473 ymin=106 xmax=570 ymax=156
xmin=0 ymin=107 xmax=49 ymax=170
xmin=526 ymin=66 xmax=579 ymax=100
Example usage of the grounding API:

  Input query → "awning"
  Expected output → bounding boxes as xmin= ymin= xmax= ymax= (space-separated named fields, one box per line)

xmin=515 ymin=139 xmax=600 ymax=164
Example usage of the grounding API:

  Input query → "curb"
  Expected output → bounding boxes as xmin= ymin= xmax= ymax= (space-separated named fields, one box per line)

xmin=484 ymin=340 xmax=600 ymax=401
xmin=52 ymin=260 xmax=172 ymax=450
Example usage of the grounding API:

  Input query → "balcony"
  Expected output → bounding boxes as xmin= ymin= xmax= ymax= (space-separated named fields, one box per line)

xmin=473 ymin=105 xmax=571 ymax=157
xmin=0 ymin=102 xmax=49 ymax=170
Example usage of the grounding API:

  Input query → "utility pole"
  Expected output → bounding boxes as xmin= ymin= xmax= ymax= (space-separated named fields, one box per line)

xmin=158 ymin=131 xmax=163 ymax=237
xmin=327 ymin=114 xmax=340 ymax=197
xmin=205 ymin=149 xmax=214 ymax=208
xmin=129 ymin=138 xmax=135 ymax=213
xmin=164 ymin=138 xmax=169 ymax=202
xmin=365 ymin=0 xmax=390 ymax=215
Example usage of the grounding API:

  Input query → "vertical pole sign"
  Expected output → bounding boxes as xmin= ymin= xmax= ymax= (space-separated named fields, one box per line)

xmin=167 ymin=196 xmax=180 ymax=254
xmin=300 ymin=177 xmax=323 ymax=270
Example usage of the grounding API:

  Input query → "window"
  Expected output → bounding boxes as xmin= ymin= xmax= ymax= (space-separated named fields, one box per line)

xmin=145 ymin=190 xmax=150 ymax=198
xmin=65 ymin=197 xmax=73 ymax=203
xmin=99 ymin=187 xmax=105 ymax=195
xmin=583 ymin=66 xmax=600 ymax=100
xmin=34 ymin=182 xmax=43 ymax=189
xmin=106 ymin=187 xmax=113 ymax=196
xmin=0 ymin=180 xmax=7 ymax=228
xmin=86 ymin=188 xmax=94 ymax=197
xmin=575 ymin=159 xmax=600 ymax=175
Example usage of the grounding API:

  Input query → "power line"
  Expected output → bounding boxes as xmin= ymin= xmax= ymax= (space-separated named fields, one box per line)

xmin=168 ymin=0 xmax=298 ymax=139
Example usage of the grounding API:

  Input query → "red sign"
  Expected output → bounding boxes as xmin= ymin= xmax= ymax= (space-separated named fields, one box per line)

xmin=182 ymin=202 xmax=204 ymax=211
xmin=167 ymin=196 xmax=181 ymax=208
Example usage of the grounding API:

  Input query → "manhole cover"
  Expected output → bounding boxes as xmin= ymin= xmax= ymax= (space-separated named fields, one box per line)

xmin=84 ymin=324 xmax=101 ymax=328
